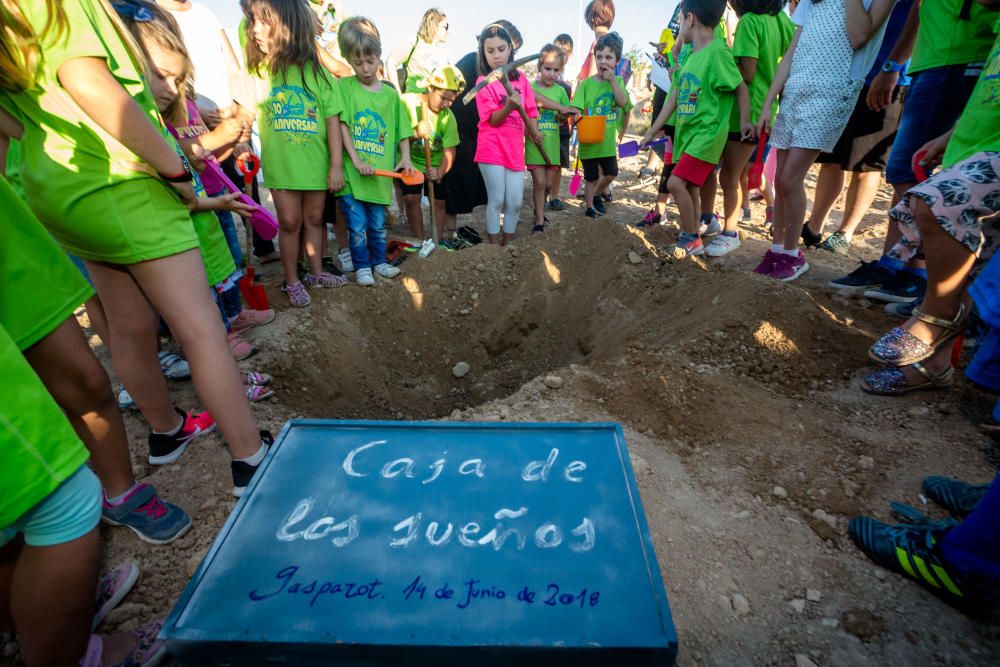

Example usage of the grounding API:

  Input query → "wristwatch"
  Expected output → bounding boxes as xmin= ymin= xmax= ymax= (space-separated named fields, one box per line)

xmin=881 ymin=59 xmax=904 ymax=73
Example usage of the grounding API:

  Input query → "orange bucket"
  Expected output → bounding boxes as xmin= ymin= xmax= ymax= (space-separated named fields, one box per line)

xmin=576 ymin=115 xmax=607 ymax=144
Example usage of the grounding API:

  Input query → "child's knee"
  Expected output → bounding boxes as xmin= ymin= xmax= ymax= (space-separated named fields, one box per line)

xmin=666 ymin=174 xmax=686 ymax=195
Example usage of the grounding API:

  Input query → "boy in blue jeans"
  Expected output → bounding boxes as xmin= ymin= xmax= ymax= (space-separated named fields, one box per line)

xmin=336 ymin=17 xmax=415 ymax=286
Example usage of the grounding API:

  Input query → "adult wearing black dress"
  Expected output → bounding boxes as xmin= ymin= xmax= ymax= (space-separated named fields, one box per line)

xmin=442 ymin=20 xmax=523 ymax=231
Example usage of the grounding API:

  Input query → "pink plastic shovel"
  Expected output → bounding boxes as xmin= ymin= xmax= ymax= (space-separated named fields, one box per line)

xmin=569 ymin=162 xmax=582 ymax=197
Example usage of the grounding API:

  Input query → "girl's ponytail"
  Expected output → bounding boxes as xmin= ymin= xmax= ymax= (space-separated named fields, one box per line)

xmin=0 ymin=0 xmax=66 ymax=91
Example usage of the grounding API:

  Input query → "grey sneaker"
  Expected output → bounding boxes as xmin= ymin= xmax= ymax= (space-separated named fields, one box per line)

xmin=338 ymin=248 xmax=354 ymax=273
xmin=699 ymin=215 xmax=722 ymax=236
xmin=819 ymin=231 xmax=851 ymax=254
xmin=102 ymin=484 xmax=192 ymax=545
xmin=158 ymin=351 xmax=190 ymax=380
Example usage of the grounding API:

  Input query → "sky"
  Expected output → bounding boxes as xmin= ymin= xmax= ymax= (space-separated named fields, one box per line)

xmin=200 ymin=0 xmax=680 ymax=77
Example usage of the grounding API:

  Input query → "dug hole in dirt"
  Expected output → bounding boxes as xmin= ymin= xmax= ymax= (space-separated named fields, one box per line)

xmin=10 ymin=163 xmax=998 ymax=666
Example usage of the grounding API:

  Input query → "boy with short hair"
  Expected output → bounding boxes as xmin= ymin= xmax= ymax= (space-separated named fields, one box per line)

xmin=336 ymin=16 xmax=415 ymax=285
xmin=642 ymin=0 xmax=752 ymax=255
xmin=401 ymin=64 xmax=464 ymax=247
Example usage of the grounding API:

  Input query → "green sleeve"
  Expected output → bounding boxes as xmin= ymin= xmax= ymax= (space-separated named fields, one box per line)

xmin=617 ymin=76 xmax=633 ymax=112
xmin=571 ymin=79 xmax=588 ymax=111
xmin=43 ymin=0 xmax=141 ymax=87
xmin=320 ymin=67 xmax=342 ymax=119
xmin=557 ymin=85 xmax=571 ymax=108
xmin=441 ymin=109 xmax=460 ymax=149
xmin=732 ymin=15 xmax=761 ymax=60
xmin=713 ymin=50 xmax=743 ymax=92
xmin=397 ymin=94 xmax=414 ymax=143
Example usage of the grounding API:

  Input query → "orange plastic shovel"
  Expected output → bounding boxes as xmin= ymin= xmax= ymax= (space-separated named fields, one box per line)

xmin=374 ymin=169 xmax=425 ymax=186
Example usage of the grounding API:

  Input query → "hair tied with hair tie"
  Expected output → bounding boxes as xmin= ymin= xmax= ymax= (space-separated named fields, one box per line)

xmin=112 ymin=0 xmax=154 ymax=21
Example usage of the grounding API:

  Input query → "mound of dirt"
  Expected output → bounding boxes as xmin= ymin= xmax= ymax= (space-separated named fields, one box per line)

xmin=11 ymin=157 xmax=998 ymax=667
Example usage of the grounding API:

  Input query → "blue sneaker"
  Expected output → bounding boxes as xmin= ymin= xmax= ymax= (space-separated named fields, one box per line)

xmin=829 ymin=260 xmax=895 ymax=292
xmin=593 ymin=198 xmax=607 ymax=215
xmin=102 ymin=483 xmax=192 ymax=545
xmin=922 ymin=476 xmax=990 ymax=518
xmin=864 ymin=271 xmax=927 ymax=304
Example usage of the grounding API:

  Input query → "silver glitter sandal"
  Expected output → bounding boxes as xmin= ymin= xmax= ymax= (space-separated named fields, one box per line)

xmin=860 ymin=362 xmax=955 ymax=396
xmin=868 ymin=304 xmax=966 ymax=366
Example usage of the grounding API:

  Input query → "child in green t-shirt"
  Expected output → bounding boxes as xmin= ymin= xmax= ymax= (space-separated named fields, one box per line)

xmin=401 ymin=64 xmax=464 ymax=247
xmin=243 ymin=0 xmax=346 ymax=306
xmin=571 ymin=32 xmax=632 ymax=219
xmin=528 ymin=44 xmax=580 ymax=233
xmin=336 ymin=17 xmax=416 ymax=286
xmin=642 ymin=0 xmax=752 ymax=256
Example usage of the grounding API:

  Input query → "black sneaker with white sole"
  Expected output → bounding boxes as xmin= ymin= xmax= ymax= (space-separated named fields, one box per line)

xmin=231 ymin=430 xmax=275 ymax=498
xmin=148 ymin=408 xmax=217 ymax=465
xmin=863 ymin=271 xmax=927 ymax=304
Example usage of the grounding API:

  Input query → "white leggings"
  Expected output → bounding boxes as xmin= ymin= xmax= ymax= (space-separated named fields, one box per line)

xmin=479 ymin=163 xmax=524 ymax=235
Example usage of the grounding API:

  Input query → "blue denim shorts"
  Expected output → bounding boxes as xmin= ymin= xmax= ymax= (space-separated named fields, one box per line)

xmin=0 ymin=465 xmax=101 ymax=548
xmin=885 ymin=63 xmax=983 ymax=185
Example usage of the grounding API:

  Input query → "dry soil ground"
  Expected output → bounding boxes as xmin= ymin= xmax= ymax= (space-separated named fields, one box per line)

xmin=4 ymin=140 xmax=999 ymax=667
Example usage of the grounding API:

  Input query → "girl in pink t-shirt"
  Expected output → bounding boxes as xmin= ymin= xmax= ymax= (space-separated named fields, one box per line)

xmin=474 ymin=23 xmax=542 ymax=245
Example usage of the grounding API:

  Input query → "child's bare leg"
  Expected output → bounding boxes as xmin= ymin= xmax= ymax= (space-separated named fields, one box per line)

xmin=23 ymin=319 xmax=134 ymax=497
xmin=272 ymin=189 xmax=305 ymax=285
xmin=720 ymin=141 xmax=755 ymax=233
xmin=775 ymin=147 xmax=822 ymax=250
xmin=333 ymin=205 xmax=349 ymax=252
xmin=700 ymin=169 xmax=718 ymax=217
xmin=404 ymin=194 xmax=424 ymax=239
xmin=434 ymin=198 xmax=447 ymax=239
xmin=83 ymin=295 xmax=110 ymax=347
xmin=547 ymin=167 xmax=562 ymax=201
xmin=126 ymin=250 xmax=262 ymax=459
xmin=810 ymin=163 xmax=845 ymax=235
xmin=584 ymin=178 xmax=598 ymax=209
xmin=689 ymin=182 xmax=702 ymax=229
xmin=301 ymin=191 xmax=328 ymax=275
xmin=667 ymin=175 xmax=698 ymax=234
xmin=595 ymin=173 xmax=616 ymax=203
xmin=739 ymin=163 xmax=750 ymax=211
xmin=530 ymin=168 xmax=546 ymax=226
xmin=83 ymin=262 xmax=178 ymax=433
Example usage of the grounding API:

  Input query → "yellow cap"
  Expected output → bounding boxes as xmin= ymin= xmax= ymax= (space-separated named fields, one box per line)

xmin=425 ymin=64 xmax=466 ymax=92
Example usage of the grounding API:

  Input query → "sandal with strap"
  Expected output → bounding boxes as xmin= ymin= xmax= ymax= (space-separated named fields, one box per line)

xmin=869 ymin=303 xmax=967 ymax=366
xmin=246 ymin=384 xmax=275 ymax=402
xmin=860 ymin=362 xmax=955 ymax=396
xmin=79 ymin=621 xmax=167 ymax=667
xmin=242 ymin=371 xmax=272 ymax=386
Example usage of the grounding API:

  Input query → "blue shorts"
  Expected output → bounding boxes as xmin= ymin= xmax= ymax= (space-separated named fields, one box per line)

xmin=0 ymin=465 xmax=101 ymax=548
xmin=885 ymin=64 xmax=982 ymax=185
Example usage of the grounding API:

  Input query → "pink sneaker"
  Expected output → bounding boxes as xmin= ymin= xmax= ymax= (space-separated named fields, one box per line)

xmin=231 ymin=308 xmax=276 ymax=333
xmin=92 ymin=563 xmax=139 ymax=630
xmin=753 ymin=249 xmax=781 ymax=275
xmin=770 ymin=250 xmax=810 ymax=282
xmin=79 ymin=621 xmax=167 ymax=667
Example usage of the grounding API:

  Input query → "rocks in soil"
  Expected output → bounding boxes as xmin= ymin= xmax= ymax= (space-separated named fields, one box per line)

xmin=731 ymin=593 xmax=751 ymax=616
xmin=806 ymin=589 xmax=822 ymax=602
xmin=628 ymin=251 xmax=643 ymax=264
xmin=795 ymin=654 xmax=819 ymax=667
xmin=543 ymin=374 xmax=564 ymax=389
xmin=452 ymin=361 xmax=471 ymax=378
xmin=841 ymin=609 xmax=885 ymax=642
xmin=858 ymin=455 xmax=875 ymax=470
xmin=772 ymin=485 xmax=789 ymax=499
xmin=788 ymin=598 xmax=807 ymax=614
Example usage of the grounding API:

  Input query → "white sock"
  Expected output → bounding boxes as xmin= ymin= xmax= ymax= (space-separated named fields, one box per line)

xmin=771 ymin=243 xmax=783 ymax=253
xmin=235 ymin=442 xmax=268 ymax=467
xmin=153 ymin=414 xmax=184 ymax=436
xmin=780 ymin=247 xmax=798 ymax=256
xmin=104 ymin=481 xmax=141 ymax=506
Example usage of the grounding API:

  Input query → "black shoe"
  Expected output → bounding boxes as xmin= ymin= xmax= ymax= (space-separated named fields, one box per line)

xmin=585 ymin=207 xmax=600 ymax=219
xmin=148 ymin=408 xmax=217 ymax=465
xmin=829 ymin=260 xmax=895 ymax=292
xmin=231 ymin=430 xmax=274 ymax=498
xmin=547 ymin=198 xmax=566 ymax=211
xmin=594 ymin=199 xmax=607 ymax=215
xmin=600 ymin=193 xmax=613 ymax=203
xmin=321 ymin=256 xmax=344 ymax=276
xmin=801 ymin=223 xmax=822 ymax=248
xmin=864 ymin=271 xmax=927 ymax=304
xmin=922 ymin=476 xmax=990 ymax=518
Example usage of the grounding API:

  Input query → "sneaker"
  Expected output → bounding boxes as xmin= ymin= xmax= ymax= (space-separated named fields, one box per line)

xmin=635 ymin=209 xmax=662 ymax=228
xmin=227 ymin=331 xmax=258 ymax=361
xmin=638 ymin=167 xmax=655 ymax=179
xmin=705 ymin=232 xmax=741 ymax=257
xmin=753 ymin=249 xmax=781 ymax=275
xmin=148 ymin=408 xmax=216 ymax=465
xmin=600 ymin=192 xmax=613 ymax=203
xmin=864 ymin=271 xmax=927 ymax=304
xmin=338 ymin=248 xmax=354 ymax=273
xmin=699 ymin=215 xmax=722 ymax=236
xmin=321 ymin=256 xmax=344 ymax=276
xmin=675 ymin=234 xmax=705 ymax=256
xmin=765 ymin=206 xmax=774 ymax=225
xmin=92 ymin=563 xmax=139 ymax=630
xmin=356 ymin=267 xmax=375 ymax=286
xmin=232 ymin=431 xmax=275 ymax=498
xmin=305 ymin=271 xmax=348 ymax=288
xmin=585 ymin=207 xmax=600 ymax=219
xmin=374 ymin=263 xmax=401 ymax=278
xmin=547 ymin=198 xmax=567 ymax=211
xmin=829 ymin=260 xmax=895 ymax=292
xmin=885 ymin=299 xmax=921 ymax=318
xmin=158 ymin=351 xmax=190 ymax=380
xmin=741 ymin=207 xmax=752 ymax=222
xmin=819 ymin=230 xmax=851 ymax=254
xmin=118 ymin=386 xmax=135 ymax=410
xmin=594 ymin=199 xmax=607 ymax=215
xmin=85 ymin=620 xmax=168 ymax=667
xmin=438 ymin=238 xmax=456 ymax=251
xmin=281 ymin=280 xmax=311 ymax=307
xmin=848 ymin=515 xmax=999 ymax=614
xmin=246 ymin=384 xmax=275 ymax=402
xmin=922 ymin=476 xmax=990 ymax=518
xmin=770 ymin=251 xmax=809 ymax=282
xmin=231 ymin=308 xmax=276 ymax=333
xmin=102 ymin=484 xmax=192 ymax=545
xmin=801 ymin=223 xmax=822 ymax=247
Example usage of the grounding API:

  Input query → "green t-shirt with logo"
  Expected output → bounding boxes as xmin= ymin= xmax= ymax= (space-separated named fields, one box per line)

xmin=910 ymin=0 xmax=998 ymax=74
xmin=257 ymin=63 xmax=341 ymax=190
xmin=943 ymin=27 xmax=1000 ymax=167
xmin=674 ymin=40 xmax=743 ymax=164
xmin=527 ymin=82 xmax=569 ymax=166
xmin=401 ymin=93 xmax=459 ymax=173
xmin=571 ymin=76 xmax=632 ymax=160
xmin=729 ymin=11 xmax=795 ymax=131
xmin=338 ymin=77 xmax=414 ymax=205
